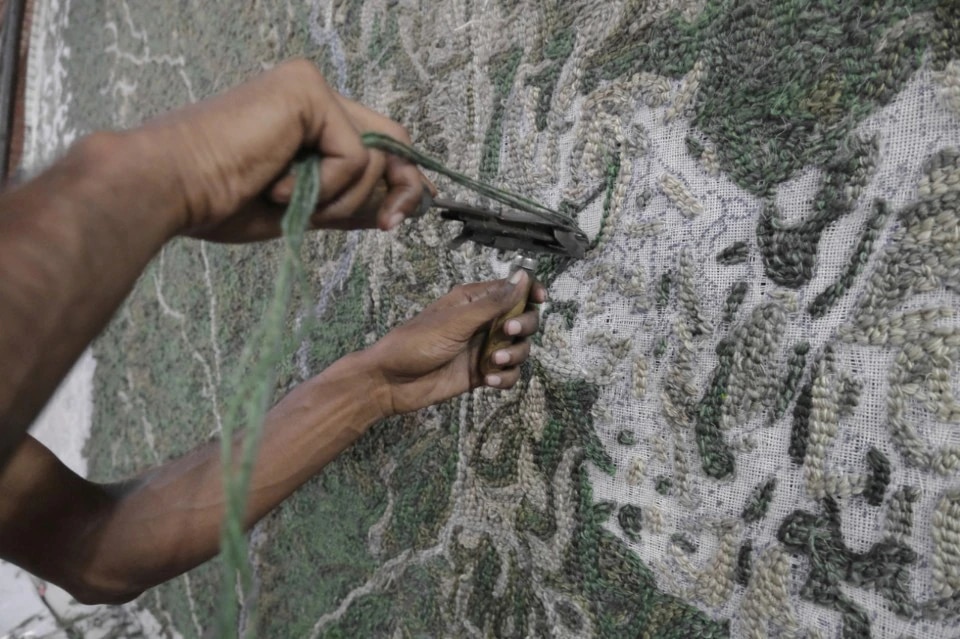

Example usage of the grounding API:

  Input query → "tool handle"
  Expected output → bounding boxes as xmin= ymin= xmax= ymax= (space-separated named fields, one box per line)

xmin=479 ymin=271 xmax=534 ymax=377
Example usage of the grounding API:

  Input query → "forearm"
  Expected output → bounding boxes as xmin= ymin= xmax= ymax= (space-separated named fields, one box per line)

xmin=0 ymin=132 xmax=184 ymax=467
xmin=73 ymin=352 xmax=385 ymax=601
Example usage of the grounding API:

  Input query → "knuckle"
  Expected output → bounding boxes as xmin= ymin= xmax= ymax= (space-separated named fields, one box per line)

xmin=284 ymin=57 xmax=322 ymax=81
xmin=464 ymin=284 xmax=494 ymax=306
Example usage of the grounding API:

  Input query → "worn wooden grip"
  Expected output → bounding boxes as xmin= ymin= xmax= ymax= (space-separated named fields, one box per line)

xmin=479 ymin=274 xmax=533 ymax=377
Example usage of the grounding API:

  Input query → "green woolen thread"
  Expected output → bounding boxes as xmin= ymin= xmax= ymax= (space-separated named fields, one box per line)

xmin=789 ymin=377 xmax=815 ymax=465
xmin=735 ymin=541 xmax=753 ymax=586
xmin=722 ymin=281 xmax=748 ymax=323
xmin=548 ymin=300 xmax=580 ymax=330
xmin=742 ymin=478 xmax=777 ymax=523
xmin=772 ymin=342 xmax=809 ymax=422
xmin=685 ymin=135 xmax=705 ymax=160
xmin=534 ymin=300 xmax=578 ymax=347
xmin=526 ymin=26 xmax=575 ymax=130
xmin=618 ymin=504 xmax=643 ymax=542
xmin=593 ymin=500 xmax=617 ymax=522
xmin=583 ymin=1 xmax=931 ymax=198
xmin=657 ymin=271 xmax=673 ymax=309
xmin=655 ymin=476 xmax=673 ymax=495
xmin=864 ymin=447 xmax=891 ymax=507
xmin=808 ymin=200 xmax=891 ymax=318
xmin=757 ymin=135 xmax=879 ymax=288
xmin=480 ymin=46 xmax=524 ymax=182
xmin=217 ymin=154 xmax=319 ymax=638
xmin=653 ymin=337 xmax=669 ymax=359
xmin=588 ymin=151 xmax=622 ymax=253
xmin=670 ymin=532 xmax=698 ymax=554
xmin=716 ymin=241 xmax=750 ymax=265
xmin=778 ymin=497 xmax=918 ymax=635
xmin=695 ymin=339 xmax=737 ymax=479
xmin=838 ymin=374 xmax=862 ymax=420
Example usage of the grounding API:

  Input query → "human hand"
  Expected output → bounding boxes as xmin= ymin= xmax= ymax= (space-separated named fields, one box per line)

xmin=361 ymin=272 xmax=548 ymax=418
xmin=130 ymin=58 xmax=435 ymax=242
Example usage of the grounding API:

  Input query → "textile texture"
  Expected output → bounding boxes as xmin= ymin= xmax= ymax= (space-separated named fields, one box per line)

xmin=22 ymin=0 xmax=960 ymax=637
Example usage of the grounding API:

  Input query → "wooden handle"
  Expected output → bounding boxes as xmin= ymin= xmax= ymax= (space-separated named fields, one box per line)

xmin=479 ymin=272 xmax=534 ymax=377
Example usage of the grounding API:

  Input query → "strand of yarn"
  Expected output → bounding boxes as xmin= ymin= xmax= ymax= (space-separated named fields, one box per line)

xmin=217 ymin=156 xmax=320 ymax=638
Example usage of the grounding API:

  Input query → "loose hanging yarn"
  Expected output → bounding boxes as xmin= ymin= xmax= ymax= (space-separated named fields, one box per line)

xmin=216 ymin=155 xmax=319 ymax=639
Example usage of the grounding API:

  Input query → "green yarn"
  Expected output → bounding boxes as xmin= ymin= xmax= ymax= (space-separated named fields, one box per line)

xmin=655 ymin=476 xmax=673 ymax=495
xmin=772 ymin=342 xmax=810 ymax=423
xmin=670 ymin=532 xmax=698 ymax=555
xmin=734 ymin=541 xmax=753 ymax=586
xmin=721 ymin=281 xmax=748 ymax=323
xmin=694 ymin=339 xmax=737 ymax=479
xmin=864 ymin=447 xmax=892 ymax=507
xmin=657 ymin=271 xmax=673 ymax=310
xmin=217 ymin=155 xmax=320 ymax=638
xmin=583 ymin=0 xmax=934 ymax=196
xmin=779 ymin=497 xmax=918 ymax=636
xmin=716 ymin=241 xmax=749 ymax=265
xmin=758 ymin=134 xmax=879 ymax=287
xmin=742 ymin=478 xmax=776 ymax=523
xmin=480 ymin=46 xmax=523 ymax=182
xmin=618 ymin=504 xmax=643 ymax=542
xmin=808 ymin=200 xmax=891 ymax=318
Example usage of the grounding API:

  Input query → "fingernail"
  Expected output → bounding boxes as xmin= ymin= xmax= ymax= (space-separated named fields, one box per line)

xmin=486 ymin=374 xmax=502 ymax=387
xmin=509 ymin=270 xmax=526 ymax=285
xmin=415 ymin=190 xmax=433 ymax=216
xmin=494 ymin=350 xmax=510 ymax=365
xmin=505 ymin=320 xmax=521 ymax=336
xmin=386 ymin=212 xmax=405 ymax=230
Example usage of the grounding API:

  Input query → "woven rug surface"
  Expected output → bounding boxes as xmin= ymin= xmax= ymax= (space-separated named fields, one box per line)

xmin=21 ymin=1 xmax=960 ymax=637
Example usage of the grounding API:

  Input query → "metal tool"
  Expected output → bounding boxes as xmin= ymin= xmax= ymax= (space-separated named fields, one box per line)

xmin=431 ymin=197 xmax=589 ymax=376
xmin=353 ymin=132 xmax=589 ymax=377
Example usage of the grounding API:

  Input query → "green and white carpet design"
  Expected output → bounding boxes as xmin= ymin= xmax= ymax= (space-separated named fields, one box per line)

xmin=21 ymin=1 xmax=960 ymax=637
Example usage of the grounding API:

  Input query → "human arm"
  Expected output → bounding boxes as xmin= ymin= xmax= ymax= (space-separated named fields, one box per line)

xmin=0 ymin=274 xmax=545 ymax=604
xmin=0 ymin=59 xmax=432 ymax=469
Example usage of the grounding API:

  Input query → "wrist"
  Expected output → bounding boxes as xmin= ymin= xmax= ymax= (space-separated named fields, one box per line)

xmin=115 ymin=128 xmax=191 ymax=237
xmin=61 ymin=130 xmax=187 ymax=242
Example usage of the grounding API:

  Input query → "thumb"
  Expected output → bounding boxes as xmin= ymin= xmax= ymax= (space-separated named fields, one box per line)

xmin=443 ymin=271 xmax=531 ymax=333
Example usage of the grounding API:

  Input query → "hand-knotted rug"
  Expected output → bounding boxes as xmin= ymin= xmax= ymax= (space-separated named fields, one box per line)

xmin=20 ymin=1 xmax=960 ymax=637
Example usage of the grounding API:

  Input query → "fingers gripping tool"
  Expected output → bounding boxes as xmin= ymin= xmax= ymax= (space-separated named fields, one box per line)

xmin=357 ymin=133 xmax=590 ymax=377
xmin=430 ymin=198 xmax=588 ymax=375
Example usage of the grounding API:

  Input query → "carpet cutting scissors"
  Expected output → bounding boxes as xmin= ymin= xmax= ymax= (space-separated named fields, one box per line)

xmin=359 ymin=132 xmax=589 ymax=376
xmin=426 ymin=196 xmax=588 ymax=375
